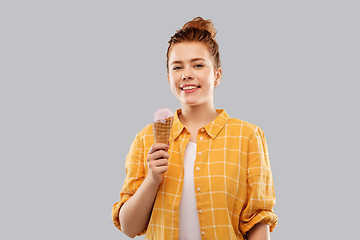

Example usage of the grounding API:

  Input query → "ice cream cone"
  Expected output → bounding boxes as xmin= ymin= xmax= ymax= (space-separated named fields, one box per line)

xmin=153 ymin=116 xmax=173 ymax=144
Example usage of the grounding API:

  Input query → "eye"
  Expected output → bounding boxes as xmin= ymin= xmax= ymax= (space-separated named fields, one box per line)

xmin=195 ymin=64 xmax=204 ymax=68
xmin=172 ymin=66 xmax=182 ymax=71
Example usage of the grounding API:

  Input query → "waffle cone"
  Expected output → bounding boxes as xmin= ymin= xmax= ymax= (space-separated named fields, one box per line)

xmin=153 ymin=116 xmax=173 ymax=144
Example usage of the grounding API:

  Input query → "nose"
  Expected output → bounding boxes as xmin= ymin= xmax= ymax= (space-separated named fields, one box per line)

xmin=181 ymin=67 xmax=193 ymax=80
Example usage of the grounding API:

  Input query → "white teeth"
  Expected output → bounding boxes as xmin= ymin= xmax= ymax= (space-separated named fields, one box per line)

xmin=182 ymin=86 xmax=197 ymax=90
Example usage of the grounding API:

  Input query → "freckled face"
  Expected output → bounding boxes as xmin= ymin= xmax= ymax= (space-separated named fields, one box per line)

xmin=167 ymin=42 xmax=221 ymax=107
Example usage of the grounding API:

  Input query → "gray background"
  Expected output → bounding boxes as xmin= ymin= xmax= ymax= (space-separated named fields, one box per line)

xmin=1 ymin=0 xmax=359 ymax=239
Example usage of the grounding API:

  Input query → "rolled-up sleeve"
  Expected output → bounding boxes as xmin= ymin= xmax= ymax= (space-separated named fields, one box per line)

xmin=239 ymin=127 xmax=278 ymax=235
xmin=111 ymin=129 xmax=147 ymax=235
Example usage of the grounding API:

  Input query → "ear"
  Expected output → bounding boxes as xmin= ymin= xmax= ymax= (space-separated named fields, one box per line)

xmin=214 ymin=68 xmax=222 ymax=86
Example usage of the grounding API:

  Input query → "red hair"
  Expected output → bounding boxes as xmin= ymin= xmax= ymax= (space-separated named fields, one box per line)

xmin=166 ymin=17 xmax=221 ymax=73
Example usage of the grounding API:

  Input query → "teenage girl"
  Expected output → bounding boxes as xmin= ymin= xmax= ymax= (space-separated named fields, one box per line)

xmin=112 ymin=16 xmax=278 ymax=240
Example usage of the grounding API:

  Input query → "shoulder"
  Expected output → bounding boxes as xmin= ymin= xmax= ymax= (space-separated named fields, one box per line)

xmin=134 ymin=123 xmax=154 ymax=141
xmin=129 ymin=123 xmax=155 ymax=151
xmin=225 ymin=117 xmax=264 ymax=138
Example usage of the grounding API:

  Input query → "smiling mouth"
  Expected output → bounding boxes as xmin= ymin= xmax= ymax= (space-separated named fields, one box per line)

xmin=180 ymin=86 xmax=200 ymax=90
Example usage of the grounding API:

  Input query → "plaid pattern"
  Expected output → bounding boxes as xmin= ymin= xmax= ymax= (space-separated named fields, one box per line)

xmin=112 ymin=109 xmax=277 ymax=239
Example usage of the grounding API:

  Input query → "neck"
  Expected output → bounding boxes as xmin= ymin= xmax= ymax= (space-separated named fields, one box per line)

xmin=179 ymin=103 xmax=219 ymax=130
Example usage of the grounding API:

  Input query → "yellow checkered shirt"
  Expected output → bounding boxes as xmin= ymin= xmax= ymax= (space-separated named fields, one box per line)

xmin=112 ymin=109 xmax=277 ymax=239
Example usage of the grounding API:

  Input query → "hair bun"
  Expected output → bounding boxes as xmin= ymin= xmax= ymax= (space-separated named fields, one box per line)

xmin=182 ymin=16 xmax=217 ymax=39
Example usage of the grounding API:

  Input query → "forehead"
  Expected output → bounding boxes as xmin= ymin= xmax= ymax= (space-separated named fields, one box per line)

xmin=169 ymin=42 xmax=211 ymax=63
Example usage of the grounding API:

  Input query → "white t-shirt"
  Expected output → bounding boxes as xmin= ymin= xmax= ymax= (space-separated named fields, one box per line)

xmin=178 ymin=141 xmax=201 ymax=240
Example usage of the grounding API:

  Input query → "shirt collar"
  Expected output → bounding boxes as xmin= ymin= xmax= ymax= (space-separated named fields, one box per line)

xmin=171 ymin=109 xmax=230 ymax=140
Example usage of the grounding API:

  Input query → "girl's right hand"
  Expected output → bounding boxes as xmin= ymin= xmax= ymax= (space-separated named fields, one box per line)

xmin=146 ymin=143 xmax=170 ymax=186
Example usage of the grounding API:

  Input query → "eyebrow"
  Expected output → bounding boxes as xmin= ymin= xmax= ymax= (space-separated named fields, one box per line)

xmin=170 ymin=58 xmax=206 ymax=66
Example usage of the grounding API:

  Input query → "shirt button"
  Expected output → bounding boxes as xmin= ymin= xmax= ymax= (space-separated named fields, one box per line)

xmin=198 ymin=152 xmax=202 ymax=156
xmin=199 ymin=136 xmax=203 ymax=140
xmin=201 ymin=231 xmax=205 ymax=236
xmin=198 ymin=209 xmax=203 ymax=214
xmin=201 ymin=128 xmax=205 ymax=132
xmin=197 ymin=187 xmax=201 ymax=192
xmin=195 ymin=167 xmax=200 ymax=171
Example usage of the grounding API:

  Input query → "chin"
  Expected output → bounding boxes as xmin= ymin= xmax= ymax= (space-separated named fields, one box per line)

xmin=181 ymin=100 xmax=206 ymax=107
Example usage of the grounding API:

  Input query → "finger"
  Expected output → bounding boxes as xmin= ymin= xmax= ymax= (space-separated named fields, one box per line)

xmin=152 ymin=159 xmax=168 ymax=167
xmin=150 ymin=150 xmax=169 ymax=160
xmin=148 ymin=143 xmax=170 ymax=154
xmin=148 ymin=159 xmax=168 ymax=169
xmin=156 ymin=165 xmax=168 ymax=173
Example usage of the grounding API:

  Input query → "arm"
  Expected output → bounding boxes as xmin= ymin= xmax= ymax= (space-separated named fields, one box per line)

xmin=119 ymin=175 xmax=161 ymax=238
xmin=119 ymin=143 xmax=169 ymax=238
xmin=246 ymin=223 xmax=270 ymax=240
xmin=239 ymin=127 xmax=278 ymax=236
